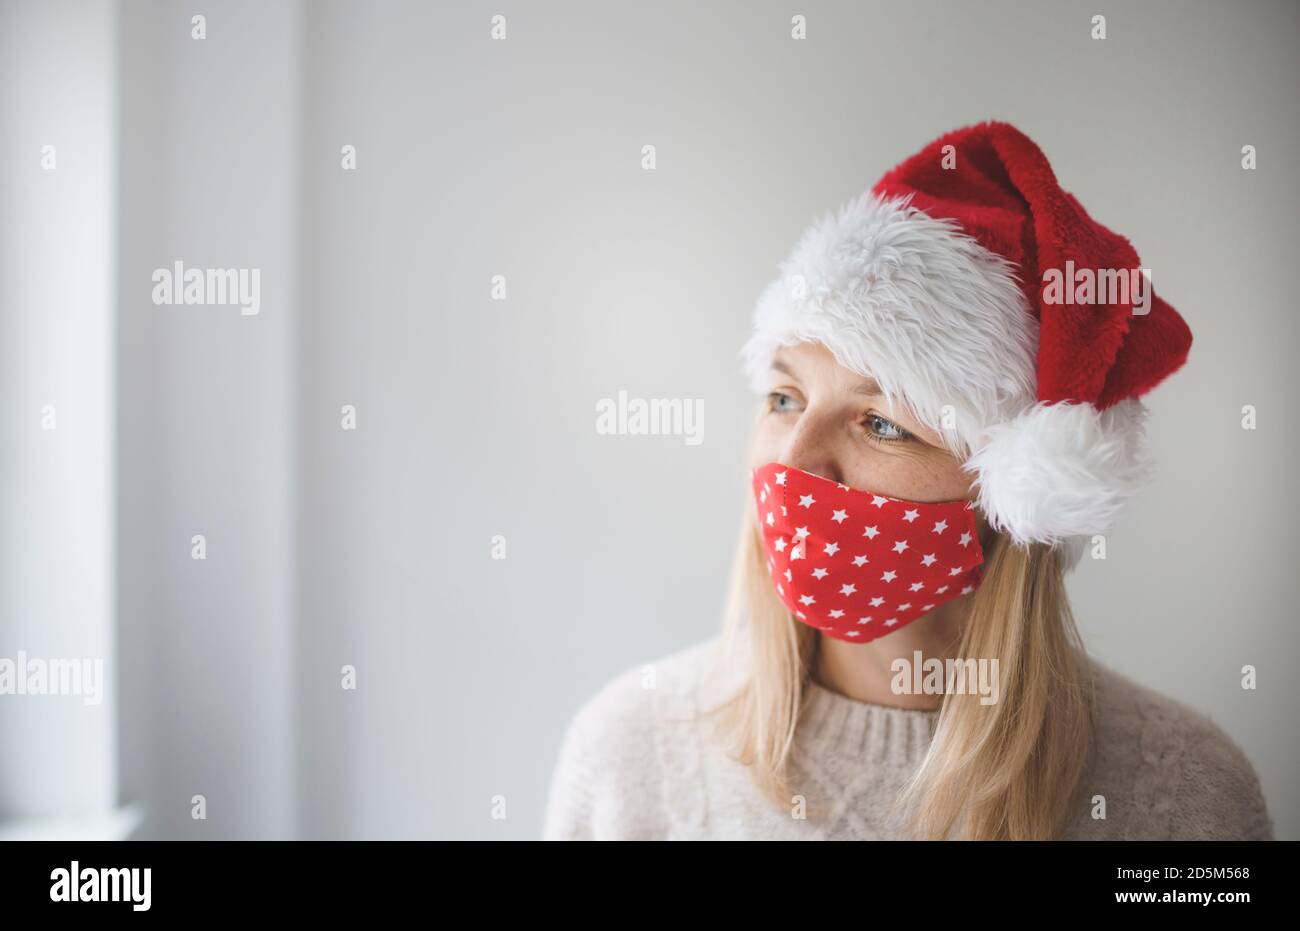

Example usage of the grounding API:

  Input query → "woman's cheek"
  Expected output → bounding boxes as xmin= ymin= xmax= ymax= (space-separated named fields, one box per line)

xmin=886 ymin=450 xmax=973 ymax=502
xmin=845 ymin=448 xmax=955 ymax=502
xmin=750 ymin=418 xmax=785 ymax=469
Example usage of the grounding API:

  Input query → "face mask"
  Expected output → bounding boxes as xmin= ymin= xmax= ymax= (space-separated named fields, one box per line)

xmin=750 ymin=461 xmax=985 ymax=643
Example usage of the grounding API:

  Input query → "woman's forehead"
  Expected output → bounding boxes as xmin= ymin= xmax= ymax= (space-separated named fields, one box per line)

xmin=773 ymin=343 xmax=946 ymax=444
xmin=773 ymin=343 xmax=883 ymax=394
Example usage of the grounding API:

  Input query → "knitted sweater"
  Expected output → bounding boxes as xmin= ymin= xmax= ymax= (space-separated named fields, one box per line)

xmin=542 ymin=636 xmax=1274 ymax=840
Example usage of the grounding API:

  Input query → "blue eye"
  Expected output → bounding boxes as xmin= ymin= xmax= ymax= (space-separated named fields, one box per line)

xmin=864 ymin=413 xmax=910 ymax=443
xmin=768 ymin=395 xmax=909 ymax=443
xmin=766 ymin=391 xmax=797 ymax=413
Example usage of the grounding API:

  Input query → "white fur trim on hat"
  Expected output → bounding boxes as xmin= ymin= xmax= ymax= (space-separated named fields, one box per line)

xmin=740 ymin=192 xmax=1153 ymax=567
xmin=963 ymin=398 xmax=1153 ymax=553
xmin=740 ymin=193 xmax=1038 ymax=460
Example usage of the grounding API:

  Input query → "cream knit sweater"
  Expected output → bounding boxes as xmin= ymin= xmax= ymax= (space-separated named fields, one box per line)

xmin=542 ymin=635 xmax=1274 ymax=840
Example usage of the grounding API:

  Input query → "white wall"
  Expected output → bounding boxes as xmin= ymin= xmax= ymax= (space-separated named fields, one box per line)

xmin=115 ymin=0 xmax=301 ymax=839
xmin=0 ymin=0 xmax=117 ymax=830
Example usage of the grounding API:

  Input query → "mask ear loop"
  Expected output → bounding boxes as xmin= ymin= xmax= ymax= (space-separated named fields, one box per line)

xmin=773 ymin=471 xmax=805 ymax=621
xmin=775 ymin=473 xmax=802 ymax=562
xmin=963 ymin=501 xmax=987 ymax=583
xmin=754 ymin=467 xmax=779 ymax=537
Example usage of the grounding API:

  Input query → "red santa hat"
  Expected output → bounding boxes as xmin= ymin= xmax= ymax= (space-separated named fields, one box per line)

xmin=740 ymin=121 xmax=1192 ymax=571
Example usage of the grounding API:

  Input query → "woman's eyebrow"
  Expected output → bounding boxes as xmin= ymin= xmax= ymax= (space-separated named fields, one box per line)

xmin=772 ymin=357 xmax=883 ymax=396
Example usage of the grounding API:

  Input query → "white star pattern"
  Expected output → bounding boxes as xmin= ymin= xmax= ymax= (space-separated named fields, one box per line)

xmin=750 ymin=462 xmax=984 ymax=646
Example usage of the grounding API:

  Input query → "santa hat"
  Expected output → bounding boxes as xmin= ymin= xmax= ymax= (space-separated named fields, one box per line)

xmin=739 ymin=121 xmax=1192 ymax=571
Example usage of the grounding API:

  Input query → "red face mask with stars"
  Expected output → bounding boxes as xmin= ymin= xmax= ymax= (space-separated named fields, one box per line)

xmin=751 ymin=461 xmax=986 ymax=643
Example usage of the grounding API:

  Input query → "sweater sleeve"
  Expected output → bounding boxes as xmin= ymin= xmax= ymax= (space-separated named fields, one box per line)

xmin=541 ymin=658 xmax=692 ymax=840
xmin=541 ymin=699 xmax=603 ymax=841
xmin=540 ymin=664 xmax=666 ymax=840
xmin=1169 ymin=713 xmax=1275 ymax=841
xmin=540 ymin=639 xmax=725 ymax=840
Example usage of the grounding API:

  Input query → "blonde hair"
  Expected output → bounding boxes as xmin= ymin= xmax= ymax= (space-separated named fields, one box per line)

xmin=707 ymin=417 xmax=1096 ymax=840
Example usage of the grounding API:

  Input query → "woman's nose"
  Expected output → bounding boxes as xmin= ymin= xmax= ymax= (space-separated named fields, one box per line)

xmin=781 ymin=415 xmax=844 ymax=486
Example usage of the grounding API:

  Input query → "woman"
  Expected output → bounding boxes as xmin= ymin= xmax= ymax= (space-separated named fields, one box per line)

xmin=543 ymin=121 xmax=1274 ymax=841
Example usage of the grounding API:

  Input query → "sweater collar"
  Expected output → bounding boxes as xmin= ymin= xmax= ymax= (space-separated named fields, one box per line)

xmin=797 ymin=677 xmax=940 ymax=765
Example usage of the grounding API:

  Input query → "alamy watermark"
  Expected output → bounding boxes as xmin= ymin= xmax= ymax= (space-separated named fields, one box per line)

xmin=152 ymin=261 xmax=261 ymax=315
xmin=1042 ymin=261 xmax=1151 ymax=315
xmin=50 ymin=861 xmax=150 ymax=911
xmin=595 ymin=390 xmax=703 ymax=446
xmin=0 ymin=651 xmax=104 ymax=706
xmin=890 ymin=650 xmax=1000 ymax=705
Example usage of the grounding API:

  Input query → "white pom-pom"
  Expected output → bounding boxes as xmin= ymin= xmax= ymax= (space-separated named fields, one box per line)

xmin=964 ymin=399 xmax=1153 ymax=562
